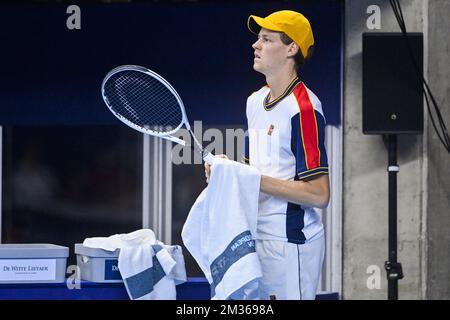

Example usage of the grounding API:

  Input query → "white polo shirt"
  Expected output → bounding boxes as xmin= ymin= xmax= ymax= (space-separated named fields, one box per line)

xmin=244 ymin=78 xmax=328 ymax=244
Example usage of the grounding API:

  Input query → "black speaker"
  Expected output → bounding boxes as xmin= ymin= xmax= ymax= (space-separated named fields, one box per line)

xmin=362 ymin=33 xmax=423 ymax=134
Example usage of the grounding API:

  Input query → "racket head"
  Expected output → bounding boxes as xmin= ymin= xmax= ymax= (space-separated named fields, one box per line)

xmin=101 ymin=65 xmax=188 ymax=138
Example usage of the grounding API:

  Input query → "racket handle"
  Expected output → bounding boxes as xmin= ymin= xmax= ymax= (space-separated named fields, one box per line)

xmin=203 ymin=151 xmax=216 ymax=165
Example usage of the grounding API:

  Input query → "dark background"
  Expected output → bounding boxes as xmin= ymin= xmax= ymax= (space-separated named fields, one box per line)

xmin=0 ymin=0 xmax=342 ymax=126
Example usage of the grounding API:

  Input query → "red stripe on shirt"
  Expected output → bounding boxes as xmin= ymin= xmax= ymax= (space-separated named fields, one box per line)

xmin=293 ymin=83 xmax=320 ymax=170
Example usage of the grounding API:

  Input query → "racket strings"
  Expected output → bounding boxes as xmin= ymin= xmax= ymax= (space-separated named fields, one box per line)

xmin=138 ymin=84 xmax=182 ymax=126
xmin=115 ymin=77 xmax=142 ymax=122
xmin=117 ymin=73 xmax=180 ymax=129
xmin=104 ymin=70 xmax=183 ymax=133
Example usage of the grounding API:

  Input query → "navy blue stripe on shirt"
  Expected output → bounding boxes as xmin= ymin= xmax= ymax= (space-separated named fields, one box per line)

xmin=243 ymin=129 xmax=250 ymax=164
xmin=291 ymin=113 xmax=306 ymax=175
xmin=286 ymin=199 xmax=306 ymax=245
xmin=286 ymin=170 xmax=306 ymax=244
xmin=316 ymin=112 xmax=329 ymax=169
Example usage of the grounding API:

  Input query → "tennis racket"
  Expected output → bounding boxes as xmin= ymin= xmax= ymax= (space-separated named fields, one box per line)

xmin=101 ymin=65 xmax=215 ymax=164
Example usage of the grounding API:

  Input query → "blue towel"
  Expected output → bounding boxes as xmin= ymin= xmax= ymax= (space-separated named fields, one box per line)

xmin=83 ymin=229 xmax=186 ymax=300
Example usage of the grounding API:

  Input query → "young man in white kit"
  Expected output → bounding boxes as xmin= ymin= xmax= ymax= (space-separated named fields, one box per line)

xmin=205 ymin=10 xmax=330 ymax=300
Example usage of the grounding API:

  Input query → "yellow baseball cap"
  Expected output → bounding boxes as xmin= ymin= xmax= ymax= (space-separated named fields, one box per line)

xmin=247 ymin=10 xmax=314 ymax=59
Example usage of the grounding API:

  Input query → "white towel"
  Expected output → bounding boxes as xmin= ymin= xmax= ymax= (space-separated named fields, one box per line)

xmin=83 ymin=229 xmax=187 ymax=300
xmin=182 ymin=158 xmax=262 ymax=300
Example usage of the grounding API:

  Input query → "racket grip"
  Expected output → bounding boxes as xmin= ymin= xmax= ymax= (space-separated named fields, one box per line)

xmin=203 ymin=151 xmax=216 ymax=165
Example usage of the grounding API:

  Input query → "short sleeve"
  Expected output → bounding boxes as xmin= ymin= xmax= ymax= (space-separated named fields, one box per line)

xmin=290 ymin=110 xmax=328 ymax=180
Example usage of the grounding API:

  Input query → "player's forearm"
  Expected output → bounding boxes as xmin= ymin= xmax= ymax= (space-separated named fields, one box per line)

xmin=260 ymin=174 xmax=330 ymax=208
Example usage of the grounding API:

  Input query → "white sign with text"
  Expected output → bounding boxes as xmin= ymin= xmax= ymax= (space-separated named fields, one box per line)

xmin=0 ymin=259 xmax=56 ymax=281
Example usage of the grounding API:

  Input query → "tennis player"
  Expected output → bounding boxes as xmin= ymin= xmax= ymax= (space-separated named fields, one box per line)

xmin=205 ymin=10 xmax=329 ymax=300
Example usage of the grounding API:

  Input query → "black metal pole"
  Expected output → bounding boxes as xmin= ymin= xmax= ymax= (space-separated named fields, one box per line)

xmin=385 ymin=134 xmax=403 ymax=300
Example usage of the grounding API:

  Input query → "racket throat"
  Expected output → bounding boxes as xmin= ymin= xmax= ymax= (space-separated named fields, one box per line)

xmin=188 ymin=129 xmax=203 ymax=153
xmin=188 ymin=129 xmax=215 ymax=165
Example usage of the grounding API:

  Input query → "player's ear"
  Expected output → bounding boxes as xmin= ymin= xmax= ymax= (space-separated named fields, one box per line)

xmin=287 ymin=43 xmax=299 ymax=58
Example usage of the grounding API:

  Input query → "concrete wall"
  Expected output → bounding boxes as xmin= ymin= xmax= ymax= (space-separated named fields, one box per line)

xmin=427 ymin=0 xmax=450 ymax=300
xmin=343 ymin=0 xmax=426 ymax=299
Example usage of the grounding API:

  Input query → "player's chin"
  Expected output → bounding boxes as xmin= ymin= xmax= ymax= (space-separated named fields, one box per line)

xmin=253 ymin=62 xmax=263 ymax=72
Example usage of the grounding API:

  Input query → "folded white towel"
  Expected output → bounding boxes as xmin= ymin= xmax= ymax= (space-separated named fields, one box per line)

xmin=182 ymin=158 xmax=262 ymax=300
xmin=83 ymin=229 xmax=186 ymax=300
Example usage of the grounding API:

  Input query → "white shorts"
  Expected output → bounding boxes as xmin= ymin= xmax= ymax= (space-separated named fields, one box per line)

xmin=250 ymin=235 xmax=325 ymax=300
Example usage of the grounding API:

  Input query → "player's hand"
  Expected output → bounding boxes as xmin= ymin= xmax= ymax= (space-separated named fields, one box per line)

xmin=205 ymin=154 xmax=228 ymax=183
